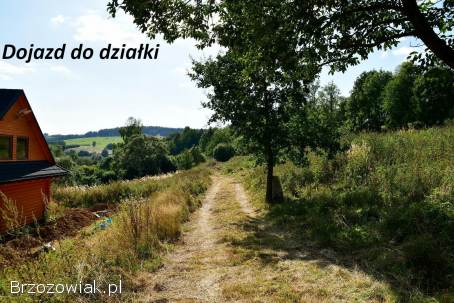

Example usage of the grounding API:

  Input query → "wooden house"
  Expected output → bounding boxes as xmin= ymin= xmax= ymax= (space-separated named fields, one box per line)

xmin=0 ymin=89 xmax=67 ymax=231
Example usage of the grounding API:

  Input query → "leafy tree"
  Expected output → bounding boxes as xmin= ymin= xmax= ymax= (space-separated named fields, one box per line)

xmin=382 ymin=62 xmax=421 ymax=128
xmin=115 ymin=116 xmax=178 ymax=178
xmin=190 ymin=50 xmax=304 ymax=202
xmin=167 ymin=127 xmax=204 ymax=155
xmin=173 ymin=146 xmax=206 ymax=170
xmin=190 ymin=146 xmax=206 ymax=164
xmin=288 ymin=82 xmax=344 ymax=162
xmin=199 ymin=127 xmax=234 ymax=156
xmin=294 ymin=0 xmax=454 ymax=70
xmin=213 ymin=143 xmax=235 ymax=162
xmin=346 ymin=70 xmax=393 ymax=131
xmin=110 ymin=0 xmax=310 ymax=202
xmin=317 ymin=81 xmax=343 ymax=113
xmin=114 ymin=135 xmax=176 ymax=179
xmin=108 ymin=0 xmax=454 ymax=70
xmin=119 ymin=117 xmax=143 ymax=142
xmin=412 ymin=67 xmax=454 ymax=125
xmin=99 ymin=156 xmax=114 ymax=171
xmin=75 ymin=165 xmax=100 ymax=186
xmin=101 ymin=149 xmax=109 ymax=157
xmin=173 ymin=150 xmax=193 ymax=170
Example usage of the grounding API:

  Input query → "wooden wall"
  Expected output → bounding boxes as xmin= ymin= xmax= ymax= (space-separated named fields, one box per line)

xmin=0 ymin=178 xmax=51 ymax=231
xmin=0 ymin=95 xmax=52 ymax=162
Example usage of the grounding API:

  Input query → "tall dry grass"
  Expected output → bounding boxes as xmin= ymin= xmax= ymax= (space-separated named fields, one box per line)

xmin=0 ymin=167 xmax=211 ymax=302
xmin=52 ymin=173 xmax=179 ymax=208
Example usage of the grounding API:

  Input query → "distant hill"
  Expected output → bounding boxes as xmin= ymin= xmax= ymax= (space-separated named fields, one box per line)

xmin=45 ymin=126 xmax=183 ymax=143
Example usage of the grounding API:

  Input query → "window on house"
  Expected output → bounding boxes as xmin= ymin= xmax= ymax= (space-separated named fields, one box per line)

xmin=0 ymin=136 xmax=12 ymax=160
xmin=16 ymin=137 xmax=29 ymax=160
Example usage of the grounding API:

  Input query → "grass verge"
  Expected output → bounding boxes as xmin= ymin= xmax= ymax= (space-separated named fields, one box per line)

xmin=0 ymin=166 xmax=211 ymax=302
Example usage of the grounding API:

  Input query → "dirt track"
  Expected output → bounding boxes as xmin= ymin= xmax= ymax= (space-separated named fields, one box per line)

xmin=143 ymin=175 xmax=242 ymax=302
xmin=141 ymin=174 xmax=393 ymax=303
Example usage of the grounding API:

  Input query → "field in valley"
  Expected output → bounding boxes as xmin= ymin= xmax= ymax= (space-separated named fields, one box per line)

xmin=64 ymin=136 xmax=123 ymax=153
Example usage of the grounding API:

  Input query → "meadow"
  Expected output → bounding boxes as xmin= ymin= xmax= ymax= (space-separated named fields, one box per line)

xmin=222 ymin=124 xmax=454 ymax=302
xmin=64 ymin=136 xmax=123 ymax=153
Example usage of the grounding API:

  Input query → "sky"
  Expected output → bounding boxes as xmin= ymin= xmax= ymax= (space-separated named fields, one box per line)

xmin=0 ymin=0 xmax=418 ymax=135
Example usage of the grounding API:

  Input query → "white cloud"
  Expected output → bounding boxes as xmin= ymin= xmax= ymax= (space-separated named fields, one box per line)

xmin=0 ymin=60 xmax=34 ymax=80
xmin=380 ymin=51 xmax=389 ymax=58
xmin=72 ymin=11 xmax=147 ymax=45
xmin=392 ymin=46 xmax=415 ymax=56
xmin=50 ymin=15 xmax=66 ymax=26
xmin=50 ymin=65 xmax=72 ymax=75
xmin=174 ymin=66 xmax=189 ymax=76
xmin=178 ymin=81 xmax=196 ymax=89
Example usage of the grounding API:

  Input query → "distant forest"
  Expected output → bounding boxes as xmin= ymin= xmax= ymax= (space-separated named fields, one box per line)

xmin=45 ymin=126 xmax=184 ymax=143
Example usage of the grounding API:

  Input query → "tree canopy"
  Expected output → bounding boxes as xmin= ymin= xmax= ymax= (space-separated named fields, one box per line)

xmin=190 ymin=50 xmax=304 ymax=201
xmin=107 ymin=0 xmax=454 ymax=201
xmin=108 ymin=0 xmax=454 ymax=70
xmin=346 ymin=71 xmax=393 ymax=131
xmin=382 ymin=62 xmax=421 ymax=128
xmin=119 ymin=117 xmax=143 ymax=142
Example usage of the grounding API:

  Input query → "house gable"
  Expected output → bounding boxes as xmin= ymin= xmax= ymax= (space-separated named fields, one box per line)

xmin=0 ymin=90 xmax=54 ymax=163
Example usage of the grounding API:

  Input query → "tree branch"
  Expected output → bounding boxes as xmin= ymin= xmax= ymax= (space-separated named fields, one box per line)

xmin=339 ymin=31 xmax=415 ymax=49
xmin=401 ymin=0 xmax=454 ymax=69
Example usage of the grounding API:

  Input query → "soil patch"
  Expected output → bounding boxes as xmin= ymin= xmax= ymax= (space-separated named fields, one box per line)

xmin=0 ymin=208 xmax=98 ymax=269
xmin=37 ymin=208 xmax=96 ymax=242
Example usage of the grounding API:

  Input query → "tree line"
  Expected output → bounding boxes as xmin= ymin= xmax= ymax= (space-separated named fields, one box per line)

xmin=45 ymin=125 xmax=183 ymax=144
xmin=52 ymin=60 xmax=453 ymax=187
xmin=51 ymin=118 xmax=238 ymax=185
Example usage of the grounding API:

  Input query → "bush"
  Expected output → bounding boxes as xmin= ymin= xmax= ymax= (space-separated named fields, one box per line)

xmin=213 ymin=143 xmax=235 ymax=162
xmin=77 ymin=150 xmax=91 ymax=157
xmin=345 ymin=141 xmax=372 ymax=185
xmin=101 ymin=149 xmax=109 ymax=157
xmin=113 ymin=135 xmax=176 ymax=179
xmin=173 ymin=147 xmax=206 ymax=170
xmin=173 ymin=150 xmax=194 ymax=170
xmin=306 ymin=149 xmax=333 ymax=184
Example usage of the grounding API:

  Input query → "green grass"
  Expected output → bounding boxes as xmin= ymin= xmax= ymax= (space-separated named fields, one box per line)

xmin=64 ymin=136 xmax=123 ymax=153
xmin=223 ymin=125 xmax=454 ymax=302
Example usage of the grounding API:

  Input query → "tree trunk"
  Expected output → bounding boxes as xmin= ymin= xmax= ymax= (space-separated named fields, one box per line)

xmin=401 ymin=0 xmax=454 ymax=69
xmin=265 ymin=147 xmax=274 ymax=203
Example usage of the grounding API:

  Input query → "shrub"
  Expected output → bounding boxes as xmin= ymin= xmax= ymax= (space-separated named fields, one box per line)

xmin=306 ymin=149 xmax=332 ymax=184
xmin=173 ymin=149 xmax=194 ymax=170
xmin=213 ymin=143 xmax=235 ymax=162
xmin=77 ymin=150 xmax=91 ymax=157
xmin=190 ymin=146 xmax=206 ymax=165
xmin=345 ymin=141 xmax=372 ymax=185
xmin=276 ymin=162 xmax=313 ymax=198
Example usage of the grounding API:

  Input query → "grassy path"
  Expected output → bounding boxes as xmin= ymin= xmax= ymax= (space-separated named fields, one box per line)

xmin=141 ymin=174 xmax=394 ymax=303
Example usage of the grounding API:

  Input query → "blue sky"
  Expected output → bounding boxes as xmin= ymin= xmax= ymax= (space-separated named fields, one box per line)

xmin=0 ymin=0 xmax=417 ymax=135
